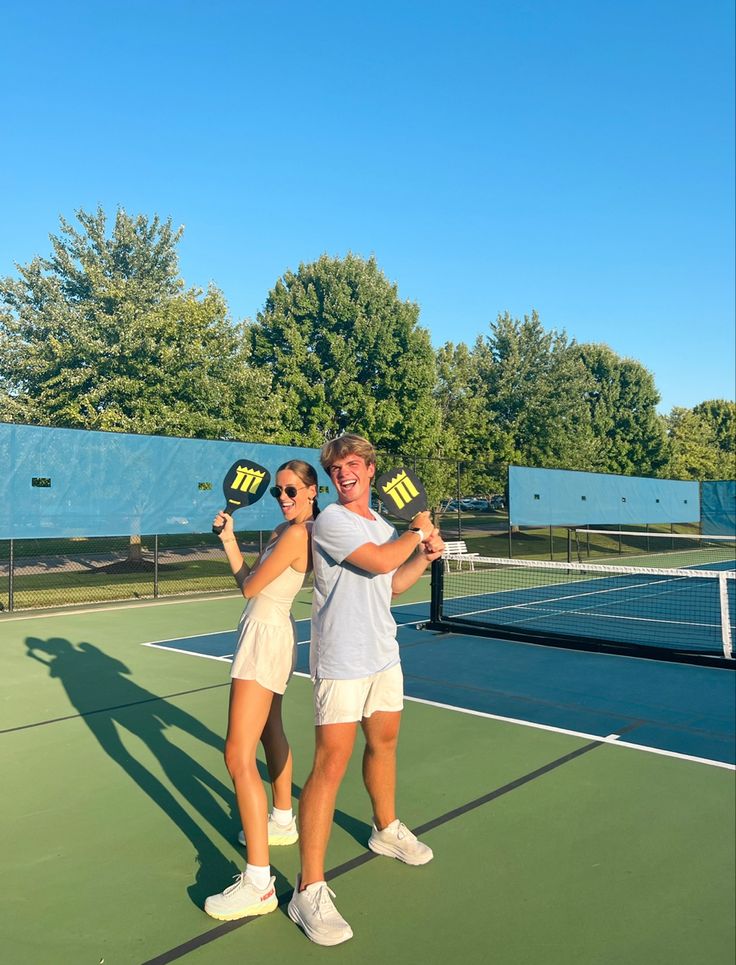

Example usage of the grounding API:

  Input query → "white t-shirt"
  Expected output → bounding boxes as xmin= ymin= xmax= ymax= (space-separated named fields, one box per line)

xmin=310 ymin=502 xmax=400 ymax=679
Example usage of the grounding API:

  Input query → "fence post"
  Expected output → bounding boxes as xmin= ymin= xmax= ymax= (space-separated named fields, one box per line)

xmin=154 ymin=535 xmax=159 ymax=598
xmin=8 ymin=539 xmax=14 ymax=612
xmin=456 ymin=462 xmax=462 ymax=538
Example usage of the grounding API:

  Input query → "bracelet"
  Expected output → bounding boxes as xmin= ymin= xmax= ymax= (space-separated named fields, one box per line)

xmin=409 ymin=527 xmax=426 ymax=542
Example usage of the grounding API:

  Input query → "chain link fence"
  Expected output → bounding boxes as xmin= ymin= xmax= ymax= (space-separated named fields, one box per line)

xmin=0 ymin=532 xmax=269 ymax=612
xmin=0 ymin=456 xmax=704 ymax=612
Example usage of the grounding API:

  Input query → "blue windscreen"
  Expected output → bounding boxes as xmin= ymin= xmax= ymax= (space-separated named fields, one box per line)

xmin=701 ymin=480 xmax=736 ymax=536
xmin=0 ymin=423 xmax=335 ymax=538
xmin=508 ymin=465 xmax=700 ymax=527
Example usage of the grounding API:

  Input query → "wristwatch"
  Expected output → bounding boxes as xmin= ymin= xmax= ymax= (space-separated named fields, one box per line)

xmin=409 ymin=526 xmax=426 ymax=542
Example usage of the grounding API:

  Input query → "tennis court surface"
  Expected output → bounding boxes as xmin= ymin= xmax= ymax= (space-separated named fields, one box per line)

xmin=2 ymin=584 xmax=734 ymax=964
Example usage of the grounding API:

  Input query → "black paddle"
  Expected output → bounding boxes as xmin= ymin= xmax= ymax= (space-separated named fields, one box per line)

xmin=374 ymin=466 xmax=429 ymax=522
xmin=212 ymin=459 xmax=271 ymax=534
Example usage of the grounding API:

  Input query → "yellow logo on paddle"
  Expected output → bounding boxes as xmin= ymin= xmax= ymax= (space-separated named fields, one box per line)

xmin=381 ymin=470 xmax=420 ymax=510
xmin=232 ymin=466 xmax=266 ymax=494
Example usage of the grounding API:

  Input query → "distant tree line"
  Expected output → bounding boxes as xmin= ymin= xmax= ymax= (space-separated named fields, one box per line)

xmin=1 ymin=208 xmax=733 ymax=496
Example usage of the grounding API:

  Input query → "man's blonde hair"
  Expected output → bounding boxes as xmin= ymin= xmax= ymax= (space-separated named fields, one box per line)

xmin=320 ymin=433 xmax=376 ymax=471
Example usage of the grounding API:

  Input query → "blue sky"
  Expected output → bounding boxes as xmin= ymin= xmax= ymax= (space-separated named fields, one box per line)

xmin=1 ymin=0 xmax=733 ymax=412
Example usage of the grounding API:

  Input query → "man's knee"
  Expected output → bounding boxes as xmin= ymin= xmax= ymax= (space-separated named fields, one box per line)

xmin=311 ymin=745 xmax=351 ymax=786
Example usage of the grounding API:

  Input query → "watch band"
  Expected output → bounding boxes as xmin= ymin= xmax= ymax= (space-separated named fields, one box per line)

xmin=409 ymin=526 xmax=426 ymax=542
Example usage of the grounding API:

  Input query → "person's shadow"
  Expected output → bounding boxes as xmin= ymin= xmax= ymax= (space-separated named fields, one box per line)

xmin=25 ymin=636 xmax=246 ymax=906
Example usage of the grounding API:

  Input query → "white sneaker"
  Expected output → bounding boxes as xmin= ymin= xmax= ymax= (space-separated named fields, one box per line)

xmin=237 ymin=813 xmax=299 ymax=847
xmin=368 ymin=820 xmax=433 ymax=865
xmin=204 ymin=873 xmax=278 ymax=921
xmin=287 ymin=874 xmax=353 ymax=946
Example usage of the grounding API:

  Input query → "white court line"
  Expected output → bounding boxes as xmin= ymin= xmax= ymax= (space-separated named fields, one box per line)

xmin=0 ymin=591 xmax=246 ymax=622
xmin=141 ymin=609 xmax=734 ymax=773
xmin=140 ymin=597 xmax=428 ymax=649
xmin=399 ymin=692 xmax=736 ymax=771
xmin=142 ymin=642 xmax=232 ymax=662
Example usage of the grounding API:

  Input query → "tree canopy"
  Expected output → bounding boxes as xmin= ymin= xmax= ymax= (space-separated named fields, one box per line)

xmin=249 ymin=253 xmax=442 ymax=455
xmin=1 ymin=206 xmax=732 ymax=495
xmin=0 ymin=207 xmax=282 ymax=440
xmin=571 ymin=342 xmax=667 ymax=477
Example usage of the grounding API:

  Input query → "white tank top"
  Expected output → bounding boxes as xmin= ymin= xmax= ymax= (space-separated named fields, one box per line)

xmin=244 ymin=535 xmax=307 ymax=627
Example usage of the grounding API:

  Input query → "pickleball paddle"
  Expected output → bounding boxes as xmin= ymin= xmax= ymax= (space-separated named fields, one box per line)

xmin=212 ymin=459 xmax=271 ymax=534
xmin=374 ymin=466 xmax=428 ymax=521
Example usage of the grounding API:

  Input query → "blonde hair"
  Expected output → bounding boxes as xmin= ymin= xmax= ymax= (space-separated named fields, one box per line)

xmin=319 ymin=433 xmax=376 ymax=472
xmin=276 ymin=459 xmax=320 ymax=518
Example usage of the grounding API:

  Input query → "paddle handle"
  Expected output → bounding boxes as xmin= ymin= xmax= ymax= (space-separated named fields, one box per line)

xmin=212 ymin=508 xmax=231 ymax=536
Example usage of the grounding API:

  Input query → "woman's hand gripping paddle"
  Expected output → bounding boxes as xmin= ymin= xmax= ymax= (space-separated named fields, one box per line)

xmin=212 ymin=459 xmax=271 ymax=534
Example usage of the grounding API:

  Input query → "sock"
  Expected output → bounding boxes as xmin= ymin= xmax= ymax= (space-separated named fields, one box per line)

xmin=272 ymin=806 xmax=293 ymax=826
xmin=302 ymin=879 xmax=326 ymax=893
xmin=246 ymin=863 xmax=271 ymax=890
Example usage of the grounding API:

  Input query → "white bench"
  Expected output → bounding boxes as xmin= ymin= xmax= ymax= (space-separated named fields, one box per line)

xmin=442 ymin=540 xmax=479 ymax=572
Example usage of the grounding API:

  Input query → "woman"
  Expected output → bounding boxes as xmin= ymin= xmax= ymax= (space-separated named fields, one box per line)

xmin=204 ymin=459 xmax=319 ymax=921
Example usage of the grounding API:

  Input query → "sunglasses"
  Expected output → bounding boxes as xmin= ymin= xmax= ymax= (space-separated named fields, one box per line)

xmin=270 ymin=485 xmax=306 ymax=499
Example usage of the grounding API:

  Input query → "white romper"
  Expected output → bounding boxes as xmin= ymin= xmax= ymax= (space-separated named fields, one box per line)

xmin=230 ymin=539 xmax=306 ymax=694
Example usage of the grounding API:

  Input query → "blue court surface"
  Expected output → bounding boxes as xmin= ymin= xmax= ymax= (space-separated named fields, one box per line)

xmin=145 ymin=599 xmax=736 ymax=767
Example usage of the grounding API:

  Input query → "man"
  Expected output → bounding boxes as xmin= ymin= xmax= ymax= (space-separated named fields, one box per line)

xmin=288 ymin=434 xmax=444 ymax=945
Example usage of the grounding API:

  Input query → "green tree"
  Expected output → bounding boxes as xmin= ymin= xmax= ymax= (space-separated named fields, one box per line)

xmin=0 ymin=207 xmax=282 ymax=440
xmin=477 ymin=310 xmax=598 ymax=470
xmin=665 ymin=407 xmax=723 ymax=480
xmin=249 ymin=253 xmax=442 ymax=456
xmin=692 ymin=400 xmax=736 ymax=477
xmin=434 ymin=338 xmax=506 ymax=498
xmin=570 ymin=343 xmax=668 ymax=476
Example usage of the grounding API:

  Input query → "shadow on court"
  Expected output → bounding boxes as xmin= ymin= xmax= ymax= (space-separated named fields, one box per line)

xmin=23 ymin=636 xmax=372 ymax=909
xmin=24 ymin=635 xmax=243 ymax=905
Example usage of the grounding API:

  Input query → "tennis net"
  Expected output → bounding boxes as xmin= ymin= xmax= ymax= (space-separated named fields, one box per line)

xmin=429 ymin=555 xmax=736 ymax=662
xmin=572 ymin=528 xmax=735 ymax=570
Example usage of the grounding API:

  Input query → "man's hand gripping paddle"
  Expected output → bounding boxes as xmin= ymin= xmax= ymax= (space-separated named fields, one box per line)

xmin=212 ymin=459 xmax=271 ymax=534
xmin=374 ymin=466 xmax=429 ymax=522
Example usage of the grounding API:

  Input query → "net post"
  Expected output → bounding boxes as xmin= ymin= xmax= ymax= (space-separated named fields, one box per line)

xmin=567 ymin=527 xmax=572 ymax=564
xmin=719 ymin=573 xmax=733 ymax=659
xmin=430 ymin=557 xmax=444 ymax=624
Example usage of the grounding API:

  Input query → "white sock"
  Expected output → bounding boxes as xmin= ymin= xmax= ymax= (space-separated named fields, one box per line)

xmin=246 ymin=863 xmax=271 ymax=890
xmin=272 ymin=806 xmax=293 ymax=826
xmin=303 ymin=879 xmax=326 ymax=893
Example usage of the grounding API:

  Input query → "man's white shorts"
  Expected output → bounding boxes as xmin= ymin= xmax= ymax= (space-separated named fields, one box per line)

xmin=313 ymin=663 xmax=404 ymax=725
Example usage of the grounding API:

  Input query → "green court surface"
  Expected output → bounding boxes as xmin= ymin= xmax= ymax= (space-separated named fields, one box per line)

xmin=1 ymin=589 xmax=734 ymax=965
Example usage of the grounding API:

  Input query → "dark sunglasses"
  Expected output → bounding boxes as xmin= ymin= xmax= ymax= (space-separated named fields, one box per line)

xmin=270 ymin=485 xmax=305 ymax=499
